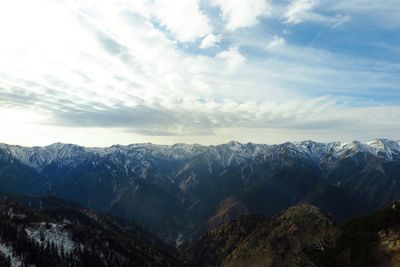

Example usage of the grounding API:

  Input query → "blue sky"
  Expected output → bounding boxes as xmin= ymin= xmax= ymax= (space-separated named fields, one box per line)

xmin=0 ymin=0 xmax=399 ymax=146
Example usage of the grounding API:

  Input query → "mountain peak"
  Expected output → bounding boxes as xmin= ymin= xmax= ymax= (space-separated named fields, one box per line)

xmin=277 ymin=204 xmax=334 ymax=228
xmin=226 ymin=140 xmax=242 ymax=145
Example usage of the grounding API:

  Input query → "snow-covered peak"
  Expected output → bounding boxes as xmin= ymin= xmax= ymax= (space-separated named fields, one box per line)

xmin=107 ymin=142 xmax=206 ymax=161
xmin=366 ymin=139 xmax=400 ymax=152
xmin=0 ymin=143 xmax=98 ymax=170
xmin=331 ymin=139 xmax=400 ymax=160
xmin=363 ymin=139 xmax=400 ymax=160
xmin=225 ymin=141 xmax=243 ymax=151
xmin=296 ymin=140 xmax=331 ymax=160
xmin=1 ymin=139 xmax=399 ymax=172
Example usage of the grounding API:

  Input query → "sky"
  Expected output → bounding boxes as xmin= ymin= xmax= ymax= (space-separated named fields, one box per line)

xmin=0 ymin=0 xmax=399 ymax=146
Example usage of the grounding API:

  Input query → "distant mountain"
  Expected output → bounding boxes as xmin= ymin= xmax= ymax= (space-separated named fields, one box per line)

xmin=186 ymin=202 xmax=400 ymax=267
xmin=0 ymin=139 xmax=400 ymax=244
xmin=0 ymin=197 xmax=182 ymax=267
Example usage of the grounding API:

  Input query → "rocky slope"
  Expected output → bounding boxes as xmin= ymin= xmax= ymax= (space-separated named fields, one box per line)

xmin=186 ymin=202 xmax=400 ymax=267
xmin=186 ymin=204 xmax=338 ymax=267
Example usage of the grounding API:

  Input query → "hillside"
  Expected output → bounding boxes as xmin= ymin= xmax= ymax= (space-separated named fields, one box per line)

xmin=1 ymin=195 xmax=400 ymax=266
xmin=0 ymin=198 xmax=182 ymax=267
xmin=186 ymin=202 xmax=400 ymax=267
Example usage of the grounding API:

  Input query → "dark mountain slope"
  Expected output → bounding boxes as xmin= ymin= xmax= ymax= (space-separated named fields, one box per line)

xmin=238 ymin=162 xmax=362 ymax=221
xmin=0 ymin=157 xmax=48 ymax=195
xmin=185 ymin=214 xmax=268 ymax=267
xmin=107 ymin=178 xmax=191 ymax=243
xmin=186 ymin=204 xmax=338 ymax=267
xmin=0 ymin=192 xmax=84 ymax=210
xmin=186 ymin=202 xmax=400 ymax=267
xmin=314 ymin=201 xmax=400 ymax=267
xmin=0 ymin=199 xmax=183 ymax=267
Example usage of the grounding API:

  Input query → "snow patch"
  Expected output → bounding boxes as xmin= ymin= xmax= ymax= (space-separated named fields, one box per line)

xmin=25 ymin=223 xmax=79 ymax=254
xmin=0 ymin=241 xmax=28 ymax=267
xmin=175 ymin=233 xmax=184 ymax=248
xmin=7 ymin=208 xmax=27 ymax=220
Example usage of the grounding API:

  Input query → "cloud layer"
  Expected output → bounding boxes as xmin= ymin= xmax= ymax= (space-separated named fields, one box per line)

xmin=0 ymin=0 xmax=399 ymax=146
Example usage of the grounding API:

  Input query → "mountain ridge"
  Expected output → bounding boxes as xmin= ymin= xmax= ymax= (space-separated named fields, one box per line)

xmin=1 ymin=138 xmax=400 ymax=171
xmin=1 ymin=138 xmax=400 ymax=244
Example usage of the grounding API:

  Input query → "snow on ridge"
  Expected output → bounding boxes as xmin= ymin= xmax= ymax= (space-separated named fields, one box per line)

xmin=334 ymin=139 xmax=400 ymax=160
xmin=0 ymin=143 xmax=105 ymax=170
xmin=1 ymin=139 xmax=399 ymax=171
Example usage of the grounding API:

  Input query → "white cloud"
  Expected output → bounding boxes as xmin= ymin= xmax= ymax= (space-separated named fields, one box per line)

xmin=153 ymin=0 xmax=212 ymax=42
xmin=0 ymin=0 xmax=399 ymax=146
xmin=267 ymin=36 xmax=285 ymax=48
xmin=280 ymin=0 xmax=350 ymax=27
xmin=211 ymin=0 xmax=270 ymax=31
xmin=284 ymin=0 xmax=317 ymax=24
xmin=199 ymin=34 xmax=220 ymax=49
xmin=216 ymin=47 xmax=246 ymax=69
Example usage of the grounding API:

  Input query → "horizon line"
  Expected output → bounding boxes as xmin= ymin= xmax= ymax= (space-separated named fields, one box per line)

xmin=1 ymin=138 xmax=398 ymax=149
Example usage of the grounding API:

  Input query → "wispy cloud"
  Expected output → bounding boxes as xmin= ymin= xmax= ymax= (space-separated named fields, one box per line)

xmin=284 ymin=0 xmax=317 ymax=24
xmin=210 ymin=0 xmax=270 ymax=31
xmin=0 ymin=0 xmax=399 ymax=146
xmin=329 ymin=0 xmax=400 ymax=28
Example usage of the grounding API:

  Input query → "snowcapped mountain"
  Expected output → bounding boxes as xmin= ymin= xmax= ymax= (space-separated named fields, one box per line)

xmin=1 ymin=139 xmax=399 ymax=172
xmin=0 ymin=142 xmax=95 ymax=170
xmin=0 ymin=139 xmax=400 ymax=244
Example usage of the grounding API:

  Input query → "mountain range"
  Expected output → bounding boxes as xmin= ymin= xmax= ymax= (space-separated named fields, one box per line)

xmin=1 ymin=139 xmax=400 ymax=246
